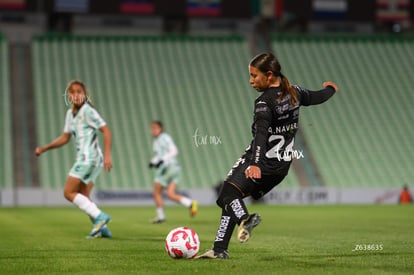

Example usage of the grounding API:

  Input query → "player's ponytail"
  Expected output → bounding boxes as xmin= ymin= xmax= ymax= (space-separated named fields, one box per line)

xmin=279 ymin=73 xmax=298 ymax=105
xmin=250 ymin=52 xmax=298 ymax=105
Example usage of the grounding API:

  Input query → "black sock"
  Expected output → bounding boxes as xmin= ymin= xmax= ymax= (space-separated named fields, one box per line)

xmin=213 ymin=208 xmax=236 ymax=252
xmin=225 ymin=198 xmax=249 ymax=225
xmin=216 ymin=182 xmax=249 ymax=225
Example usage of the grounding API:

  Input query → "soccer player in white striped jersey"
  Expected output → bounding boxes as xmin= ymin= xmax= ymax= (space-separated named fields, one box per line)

xmin=35 ymin=80 xmax=112 ymax=238
xmin=149 ymin=121 xmax=198 ymax=223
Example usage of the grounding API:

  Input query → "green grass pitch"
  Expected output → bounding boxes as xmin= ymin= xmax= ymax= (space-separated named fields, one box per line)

xmin=0 ymin=205 xmax=413 ymax=274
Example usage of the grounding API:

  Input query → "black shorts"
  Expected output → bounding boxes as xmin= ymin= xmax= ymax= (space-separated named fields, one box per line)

xmin=225 ymin=156 xmax=286 ymax=200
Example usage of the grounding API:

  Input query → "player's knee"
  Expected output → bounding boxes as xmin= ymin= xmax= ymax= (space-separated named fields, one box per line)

xmin=63 ymin=191 xmax=70 ymax=201
xmin=153 ymin=183 xmax=162 ymax=195
xmin=166 ymin=190 xmax=175 ymax=200
xmin=216 ymin=197 xmax=224 ymax=208
xmin=63 ymin=190 xmax=74 ymax=202
xmin=216 ymin=195 xmax=238 ymax=208
xmin=153 ymin=189 xmax=161 ymax=198
xmin=216 ymin=182 xmax=241 ymax=208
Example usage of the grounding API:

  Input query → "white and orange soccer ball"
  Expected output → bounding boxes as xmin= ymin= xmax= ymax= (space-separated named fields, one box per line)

xmin=165 ymin=227 xmax=200 ymax=259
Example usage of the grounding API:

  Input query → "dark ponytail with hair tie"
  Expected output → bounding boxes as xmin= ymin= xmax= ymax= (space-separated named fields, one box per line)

xmin=279 ymin=72 xmax=297 ymax=105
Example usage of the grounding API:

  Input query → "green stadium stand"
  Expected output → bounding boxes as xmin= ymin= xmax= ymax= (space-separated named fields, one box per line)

xmin=31 ymin=35 xmax=301 ymax=190
xmin=32 ymin=34 xmax=413 ymax=191
xmin=0 ymin=34 xmax=14 ymax=189
xmin=272 ymin=35 xmax=414 ymax=188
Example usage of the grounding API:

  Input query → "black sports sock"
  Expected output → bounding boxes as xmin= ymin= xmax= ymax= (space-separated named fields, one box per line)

xmin=216 ymin=182 xmax=249 ymax=225
xmin=225 ymin=198 xmax=249 ymax=225
xmin=213 ymin=209 xmax=236 ymax=252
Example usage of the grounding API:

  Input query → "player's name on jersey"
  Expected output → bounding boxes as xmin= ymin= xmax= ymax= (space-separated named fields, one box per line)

xmin=268 ymin=122 xmax=298 ymax=134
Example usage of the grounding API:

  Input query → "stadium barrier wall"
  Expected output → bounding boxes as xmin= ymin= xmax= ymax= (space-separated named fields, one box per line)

xmin=0 ymin=187 xmax=405 ymax=206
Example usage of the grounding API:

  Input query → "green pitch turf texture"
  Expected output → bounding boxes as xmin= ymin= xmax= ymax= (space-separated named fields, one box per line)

xmin=0 ymin=205 xmax=413 ymax=275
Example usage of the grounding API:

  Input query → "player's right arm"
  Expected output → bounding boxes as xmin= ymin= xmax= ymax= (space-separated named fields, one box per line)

xmin=35 ymin=133 xmax=71 ymax=156
xmin=245 ymin=99 xmax=273 ymax=180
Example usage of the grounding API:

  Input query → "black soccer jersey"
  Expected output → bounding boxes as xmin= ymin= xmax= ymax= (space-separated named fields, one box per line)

xmin=245 ymin=85 xmax=336 ymax=175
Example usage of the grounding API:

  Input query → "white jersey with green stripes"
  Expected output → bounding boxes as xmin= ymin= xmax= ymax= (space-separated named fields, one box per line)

xmin=63 ymin=103 xmax=106 ymax=165
xmin=152 ymin=132 xmax=179 ymax=167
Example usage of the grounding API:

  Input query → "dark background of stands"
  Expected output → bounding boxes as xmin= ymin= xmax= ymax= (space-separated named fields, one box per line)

xmin=1 ymin=0 xmax=414 ymax=34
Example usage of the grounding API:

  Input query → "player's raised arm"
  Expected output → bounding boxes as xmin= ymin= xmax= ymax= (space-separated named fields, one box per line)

xmin=35 ymin=133 xmax=71 ymax=156
xmin=298 ymin=81 xmax=338 ymax=106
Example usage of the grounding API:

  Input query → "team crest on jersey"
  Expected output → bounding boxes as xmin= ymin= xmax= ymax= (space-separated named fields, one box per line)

xmin=275 ymin=103 xmax=289 ymax=114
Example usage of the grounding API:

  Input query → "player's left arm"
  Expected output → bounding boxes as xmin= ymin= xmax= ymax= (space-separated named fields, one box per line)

xmin=87 ymin=107 xmax=112 ymax=172
xmin=299 ymin=81 xmax=339 ymax=106
xmin=99 ymin=125 xmax=112 ymax=172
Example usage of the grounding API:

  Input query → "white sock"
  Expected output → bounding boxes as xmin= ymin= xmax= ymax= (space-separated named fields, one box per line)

xmin=73 ymin=194 xmax=101 ymax=219
xmin=89 ymin=202 xmax=100 ymax=221
xmin=156 ymin=207 xmax=165 ymax=220
xmin=179 ymin=197 xmax=192 ymax=208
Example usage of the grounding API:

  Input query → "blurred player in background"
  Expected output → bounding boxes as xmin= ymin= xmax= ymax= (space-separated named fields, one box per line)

xmin=35 ymin=80 xmax=112 ymax=238
xmin=149 ymin=121 xmax=198 ymax=223
xmin=198 ymin=52 xmax=338 ymax=259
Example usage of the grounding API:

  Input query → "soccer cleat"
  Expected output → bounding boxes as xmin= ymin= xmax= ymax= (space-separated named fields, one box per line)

xmin=87 ymin=233 xmax=101 ymax=239
xmin=190 ymin=200 xmax=198 ymax=217
xmin=195 ymin=249 xmax=229 ymax=259
xmin=89 ymin=212 xmax=111 ymax=238
xmin=100 ymin=225 xmax=112 ymax=238
xmin=88 ymin=216 xmax=112 ymax=238
xmin=237 ymin=213 xmax=262 ymax=243
xmin=151 ymin=217 xmax=166 ymax=224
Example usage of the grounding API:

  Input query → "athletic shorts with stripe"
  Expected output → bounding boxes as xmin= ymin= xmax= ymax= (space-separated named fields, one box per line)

xmin=69 ymin=161 xmax=103 ymax=184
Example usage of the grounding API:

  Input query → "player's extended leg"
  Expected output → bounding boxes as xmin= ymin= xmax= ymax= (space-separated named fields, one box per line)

xmin=197 ymin=182 xmax=260 ymax=260
xmin=166 ymin=182 xmax=198 ymax=217
xmin=196 ymin=208 xmax=235 ymax=259
xmin=216 ymin=181 xmax=261 ymax=243
xmin=64 ymin=176 xmax=110 ymax=237
xmin=152 ymin=182 xmax=166 ymax=223
xmin=79 ymin=182 xmax=112 ymax=238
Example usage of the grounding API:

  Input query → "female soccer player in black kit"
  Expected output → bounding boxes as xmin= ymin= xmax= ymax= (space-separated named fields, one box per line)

xmin=197 ymin=52 xmax=338 ymax=259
